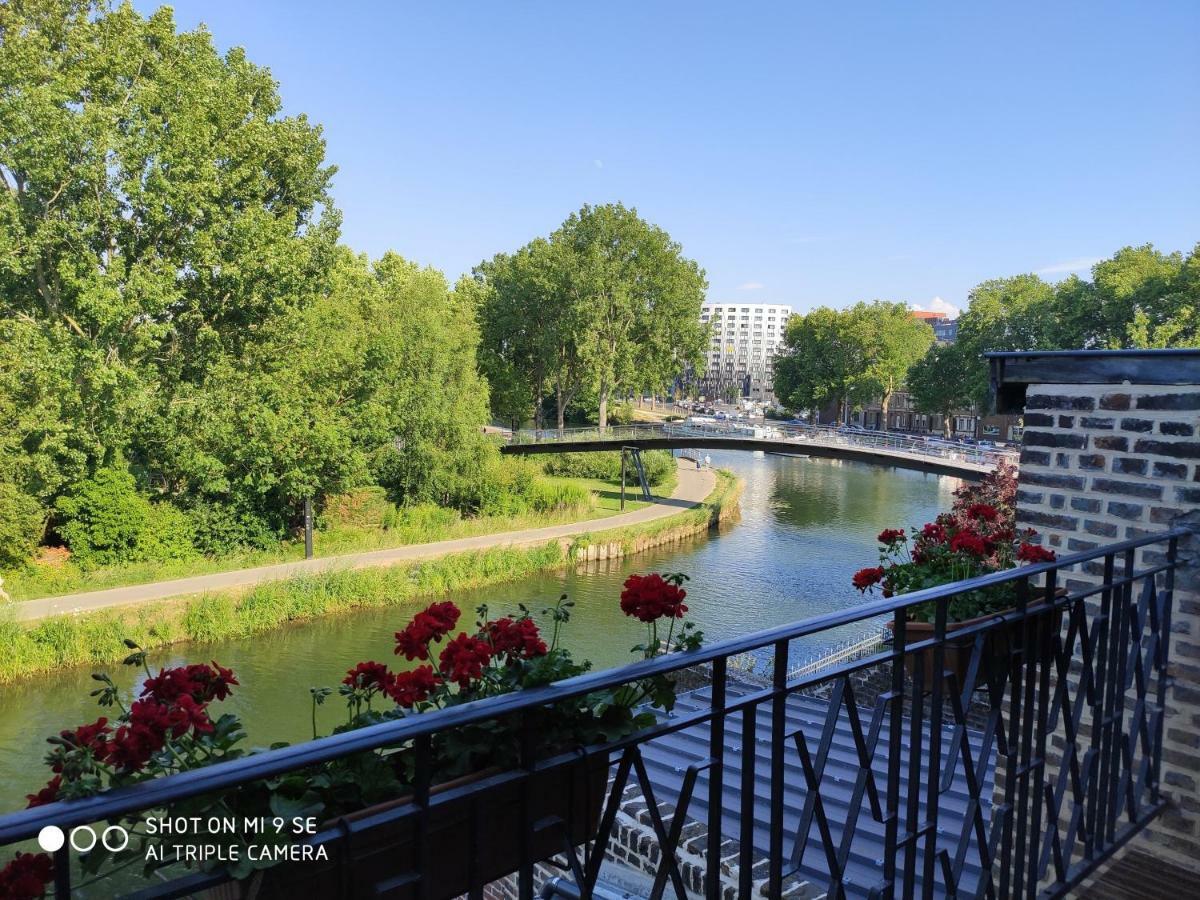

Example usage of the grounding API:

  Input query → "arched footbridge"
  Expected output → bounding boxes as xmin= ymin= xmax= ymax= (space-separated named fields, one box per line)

xmin=500 ymin=421 xmax=1016 ymax=480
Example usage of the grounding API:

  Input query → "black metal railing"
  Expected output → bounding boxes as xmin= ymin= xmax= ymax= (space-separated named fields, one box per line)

xmin=0 ymin=528 xmax=1186 ymax=899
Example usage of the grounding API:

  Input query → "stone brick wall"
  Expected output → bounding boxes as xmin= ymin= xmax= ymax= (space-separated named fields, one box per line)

xmin=1014 ymin=382 xmax=1200 ymax=866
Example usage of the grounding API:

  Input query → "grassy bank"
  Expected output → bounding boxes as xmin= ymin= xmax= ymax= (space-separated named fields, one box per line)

xmin=2 ymin=472 xmax=670 ymax=603
xmin=0 ymin=471 xmax=739 ymax=684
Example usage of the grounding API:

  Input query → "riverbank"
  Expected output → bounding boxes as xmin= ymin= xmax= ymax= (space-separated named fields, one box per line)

xmin=0 ymin=468 xmax=741 ymax=684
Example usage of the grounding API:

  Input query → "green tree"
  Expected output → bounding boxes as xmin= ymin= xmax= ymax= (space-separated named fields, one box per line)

xmin=954 ymin=275 xmax=1057 ymax=407
xmin=772 ymin=306 xmax=867 ymax=422
xmin=553 ymin=203 xmax=707 ymax=429
xmin=848 ymin=301 xmax=934 ymax=431
xmin=908 ymin=343 xmax=973 ymax=437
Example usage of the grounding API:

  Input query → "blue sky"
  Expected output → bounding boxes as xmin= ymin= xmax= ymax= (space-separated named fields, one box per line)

xmin=142 ymin=1 xmax=1198 ymax=316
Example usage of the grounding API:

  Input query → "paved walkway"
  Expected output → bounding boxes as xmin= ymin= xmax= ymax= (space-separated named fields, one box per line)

xmin=11 ymin=463 xmax=717 ymax=623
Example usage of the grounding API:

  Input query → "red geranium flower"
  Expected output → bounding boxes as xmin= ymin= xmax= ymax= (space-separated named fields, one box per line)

xmin=1017 ymin=543 xmax=1057 ymax=563
xmin=25 ymin=776 xmax=61 ymax=809
xmin=920 ymin=522 xmax=948 ymax=544
xmin=0 ymin=852 xmax=53 ymax=900
xmin=394 ymin=602 xmax=462 ymax=660
xmin=343 ymin=661 xmax=395 ymax=693
xmin=438 ymin=633 xmax=493 ymax=688
xmin=484 ymin=617 xmax=548 ymax=661
xmin=104 ymin=698 xmax=194 ymax=771
xmin=877 ymin=528 xmax=906 ymax=545
xmin=142 ymin=662 xmax=238 ymax=705
xmin=966 ymin=503 xmax=999 ymax=522
xmin=387 ymin=665 xmax=442 ymax=707
xmin=852 ymin=566 xmax=885 ymax=591
xmin=59 ymin=717 xmax=111 ymax=755
xmin=620 ymin=573 xmax=688 ymax=623
xmin=949 ymin=532 xmax=988 ymax=557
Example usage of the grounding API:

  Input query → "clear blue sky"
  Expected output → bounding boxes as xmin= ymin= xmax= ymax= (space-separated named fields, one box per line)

xmin=141 ymin=1 xmax=1198 ymax=316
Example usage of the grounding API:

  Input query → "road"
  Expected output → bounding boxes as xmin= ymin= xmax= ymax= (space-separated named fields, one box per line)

xmin=9 ymin=463 xmax=717 ymax=623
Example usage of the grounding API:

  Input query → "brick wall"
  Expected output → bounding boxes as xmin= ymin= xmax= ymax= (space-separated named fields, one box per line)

xmin=1014 ymin=382 xmax=1200 ymax=866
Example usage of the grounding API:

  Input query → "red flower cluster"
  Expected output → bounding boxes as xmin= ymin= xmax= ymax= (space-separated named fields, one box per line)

xmin=25 ymin=776 xmax=61 ymax=809
xmin=0 ymin=852 xmax=53 ymax=899
xmin=105 ymin=697 xmax=210 ymax=772
xmin=343 ymin=661 xmax=394 ymax=693
xmin=921 ymin=522 xmax=948 ymax=544
xmin=877 ymin=528 xmax=906 ymax=545
xmin=142 ymin=663 xmax=238 ymax=704
xmin=395 ymin=601 xmax=461 ymax=660
xmin=484 ymin=617 xmax=548 ymax=661
xmin=949 ymin=531 xmax=989 ymax=557
xmin=966 ymin=503 xmax=999 ymax=522
xmin=1017 ymin=543 xmax=1057 ymax=563
xmin=387 ymin=665 xmax=442 ymax=707
xmin=620 ymin=574 xmax=688 ymax=623
xmin=59 ymin=717 xmax=111 ymax=757
xmin=438 ymin=633 xmax=493 ymax=688
xmin=852 ymin=566 xmax=885 ymax=591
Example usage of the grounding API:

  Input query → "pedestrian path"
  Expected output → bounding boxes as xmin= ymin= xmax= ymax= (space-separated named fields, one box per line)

xmin=10 ymin=463 xmax=717 ymax=623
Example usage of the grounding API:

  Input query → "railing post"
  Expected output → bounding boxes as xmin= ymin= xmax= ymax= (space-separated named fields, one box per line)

xmin=884 ymin=609 xmax=906 ymax=899
xmin=706 ymin=657 xmax=726 ymax=900
xmin=769 ymin=639 xmax=788 ymax=898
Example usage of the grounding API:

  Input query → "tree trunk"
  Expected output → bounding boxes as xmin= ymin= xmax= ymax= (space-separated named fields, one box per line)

xmin=942 ymin=413 xmax=951 ymax=438
xmin=597 ymin=384 xmax=609 ymax=431
xmin=879 ymin=391 xmax=891 ymax=432
xmin=556 ymin=384 xmax=566 ymax=436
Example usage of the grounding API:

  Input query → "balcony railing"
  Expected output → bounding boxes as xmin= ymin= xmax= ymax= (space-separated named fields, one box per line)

xmin=505 ymin=421 xmax=1018 ymax=470
xmin=0 ymin=529 xmax=1184 ymax=899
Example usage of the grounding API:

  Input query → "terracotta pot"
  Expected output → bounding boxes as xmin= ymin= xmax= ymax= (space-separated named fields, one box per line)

xmin=229 ymin=753 xmax=610 ymax=900
xmin=887 ymin=589 xmax=1067 ymax=691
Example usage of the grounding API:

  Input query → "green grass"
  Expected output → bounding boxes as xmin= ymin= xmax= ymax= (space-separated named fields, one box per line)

xmin=0 ymin=470 xmax=742 ymax=685
xmin=2 ymin=474 xmax=668 ymax=602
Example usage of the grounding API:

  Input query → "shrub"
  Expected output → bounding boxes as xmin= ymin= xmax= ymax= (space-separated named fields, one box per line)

xmin=539 ymin=450 xmax=675 ymax=486
xmin=185 ymin=499 xmax=276 ymax=556
xmin=54 ymin=467 xmax=150 ymax=567
xmin=320 ymin=487 xmax=395 ymax=529
xmin=525 ymin=479 xmax=593 ymax=514
xmin=0 ymin=482 xmax=44 ymax=570
xmin=136 ymin=503 xmax=197 ymax=562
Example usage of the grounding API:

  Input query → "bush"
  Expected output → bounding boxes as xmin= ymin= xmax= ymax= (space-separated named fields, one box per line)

xmin=185 ymin=499 xmax=276 ymax=556
xmin=0 ymin=482 xmax=44 ymax=570
xmin=524 ymin=479 xmax=593 ymax=513
xmin=136 ymin=503 xmax=197 ymax=563
xmin=321 ymin=487 xmax=395 ymax=529
xmin=539 ymin=450 xmax=675 ymax=486
xmin=54 ymin=467 xmax=151 ymax=567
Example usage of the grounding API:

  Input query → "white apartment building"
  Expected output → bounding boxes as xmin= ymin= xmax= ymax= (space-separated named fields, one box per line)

xmin=694 ymin=302 xmax=792 ymax=403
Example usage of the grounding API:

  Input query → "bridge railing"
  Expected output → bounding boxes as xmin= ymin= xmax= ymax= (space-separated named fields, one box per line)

xmin=506 ymin=421 xmax=1018 ymax=469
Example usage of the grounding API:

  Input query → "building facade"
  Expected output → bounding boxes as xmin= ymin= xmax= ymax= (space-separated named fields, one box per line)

xmin=693 ymin=302 xmax=792 ymax=403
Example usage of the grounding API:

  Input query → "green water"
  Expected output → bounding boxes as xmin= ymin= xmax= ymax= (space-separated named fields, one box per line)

xmin=0 ymin=453 xmax=959 ymax=811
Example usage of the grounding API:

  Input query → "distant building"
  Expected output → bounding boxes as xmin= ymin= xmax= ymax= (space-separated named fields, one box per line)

xmin=692 ymin=302 xmax=792 ymax=403
xmin=910 ymin=309 xmax=959 ymax=344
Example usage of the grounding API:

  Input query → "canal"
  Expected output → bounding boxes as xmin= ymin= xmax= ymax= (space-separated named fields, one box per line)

xmin=0 ymin=452 xmax=959 ymax=811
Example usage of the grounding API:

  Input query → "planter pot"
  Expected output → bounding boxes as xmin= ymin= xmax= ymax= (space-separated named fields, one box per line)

xmin=888 ymin=590 xmax=1066 ymax=691
xmin=225 ymin=753 xmax=609 ymax=900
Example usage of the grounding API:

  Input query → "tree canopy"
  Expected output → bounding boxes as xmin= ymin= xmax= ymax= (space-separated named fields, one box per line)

xmin=476 ymin=203 xmax=708 ymax=430
xmin=0 ymin=0 xmax=499 ymax=568
xmin=772 ymin=301 xmax=932 ymax=428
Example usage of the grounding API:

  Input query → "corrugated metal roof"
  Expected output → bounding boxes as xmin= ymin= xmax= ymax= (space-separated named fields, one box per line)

xmin=636 ymin=680 xmax=995 ymax=898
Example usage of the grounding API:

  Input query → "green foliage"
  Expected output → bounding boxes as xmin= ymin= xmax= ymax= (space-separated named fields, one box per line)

xmin=907 ymin=343 xmax=973 ymax=435
xmin=539 ymin=450 xmax=675 ymax=487
xmin=477 ymin=204 xmax=708 ymax=430
xmin=0 ymin=482 xmax=44 ymax=569
xmin=54 ymin=467 xmax=151 ymax=567
xmin=773 ymin=301 xmax=931 ymax=427
xmin=182 ymin=499 xmax=276 ymax=557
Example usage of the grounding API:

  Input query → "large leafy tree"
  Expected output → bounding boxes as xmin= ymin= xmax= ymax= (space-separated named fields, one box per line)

xmin=908 ymin=343 xmax=973 ymax=437
xmin=772 ymin=306 xmax=866 ymax=421
xmin=849 ymin=301 xmax=934 ymax=431
xmin=477 ymin=204 xmax=707 ymax=431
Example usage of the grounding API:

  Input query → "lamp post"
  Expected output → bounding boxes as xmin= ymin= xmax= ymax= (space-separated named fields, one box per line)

xmin=304 ymin=496 xmax=313 ymax=560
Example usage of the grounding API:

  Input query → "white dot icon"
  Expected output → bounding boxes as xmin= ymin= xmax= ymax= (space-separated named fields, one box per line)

xmin=37 ymin=825 xmax=65 ymax=852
